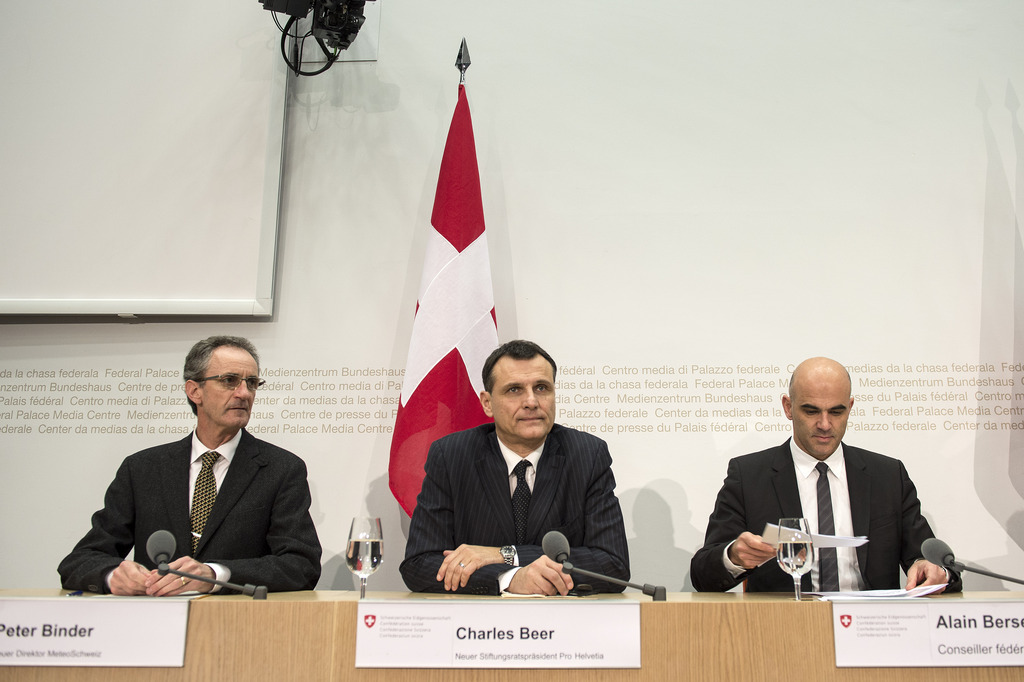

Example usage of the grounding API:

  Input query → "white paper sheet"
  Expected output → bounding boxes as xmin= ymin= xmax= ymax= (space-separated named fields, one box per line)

xmin=762 ymin=523 xmax=868 ymax=548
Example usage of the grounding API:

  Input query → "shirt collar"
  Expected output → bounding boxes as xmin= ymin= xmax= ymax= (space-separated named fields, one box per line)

xmin=497 ymin=437 xmax=544 ymax=475
xmin=789 ymin=437 xmax=845 ymax=481
xmin=191 ymin=429 xmax=241 ymax=464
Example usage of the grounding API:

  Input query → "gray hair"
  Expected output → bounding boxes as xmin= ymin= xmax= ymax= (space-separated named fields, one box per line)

xmin=183 ymin=336 xmax=260 ymax=415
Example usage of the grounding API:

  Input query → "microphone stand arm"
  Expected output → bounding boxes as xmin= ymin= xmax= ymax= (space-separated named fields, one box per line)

xmin=561 ymin=560 xmax=666 ymax=601
xmin=950 ymin=561 xmax=1024 ymax=587
xmin=158 ymin=563 xmax=268 ymax=600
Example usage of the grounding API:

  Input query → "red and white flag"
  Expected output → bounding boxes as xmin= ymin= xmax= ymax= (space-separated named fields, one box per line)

xmin=389 ymin=84 xmax=498 ymax=517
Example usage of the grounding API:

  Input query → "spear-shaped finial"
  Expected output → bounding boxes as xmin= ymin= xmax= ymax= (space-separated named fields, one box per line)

xmin=456 ymin=38 xmax=471 ymax=84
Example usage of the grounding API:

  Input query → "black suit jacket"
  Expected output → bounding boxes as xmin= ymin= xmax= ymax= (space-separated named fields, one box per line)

xmin=58 ymin=430 xmax=322 ymax=593
xmin=400 ymin=423 xmax=630 ymax=594
xmin=690 ymin=439 xmax=961 ymax=593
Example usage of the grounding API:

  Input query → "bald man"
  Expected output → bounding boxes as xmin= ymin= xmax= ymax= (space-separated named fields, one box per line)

xmin=690 ymin=357 xmax=960 ymax=593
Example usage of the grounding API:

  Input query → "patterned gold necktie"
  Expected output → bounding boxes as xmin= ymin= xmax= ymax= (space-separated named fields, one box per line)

xmin=190 ymin=451 xmax=220 ymax=555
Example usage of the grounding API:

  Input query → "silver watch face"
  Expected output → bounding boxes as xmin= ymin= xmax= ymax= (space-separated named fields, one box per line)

xmin=501 ymin=546 xmax=514 ymax=562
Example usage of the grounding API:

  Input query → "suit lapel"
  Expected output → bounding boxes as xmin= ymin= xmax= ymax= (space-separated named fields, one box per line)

xmin=526 ymin=433 xmax=561 ymax=542
xmin=195 ymin=430 xmax=265 ymax=556
xmin=164 ymin=436 xmax=193 ymax=558
xmin=770 ymin=441 xmax=804 ymax=519
xmin=844 ymin=446 xmax=871 ymax=575
xmin=770 ymin=441 xmax=811 ymax=591
xmin=475 ymin=432 xmax=516 ymax=539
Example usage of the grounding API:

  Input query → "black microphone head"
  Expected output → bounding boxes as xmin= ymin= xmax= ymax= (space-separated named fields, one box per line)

xmin=921 ymin=537 xmax=955 ymax=568
xmin=542 ymin=530 xmax=570 ymax=563
xmin=146 ymin=530 xmax=176 ymax=565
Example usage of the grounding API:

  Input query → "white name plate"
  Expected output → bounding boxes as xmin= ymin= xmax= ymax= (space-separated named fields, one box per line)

xmin=355 ymin=599 xmax=640 ymax=668
xmin=833 ymin=599 xmax=1024 ymax=667
xmin=0 ymin=596 xmax=189 ymax=667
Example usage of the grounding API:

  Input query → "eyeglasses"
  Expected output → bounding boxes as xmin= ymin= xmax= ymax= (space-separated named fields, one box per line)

xmin=195 ymin=374 xmax=266 ymax=391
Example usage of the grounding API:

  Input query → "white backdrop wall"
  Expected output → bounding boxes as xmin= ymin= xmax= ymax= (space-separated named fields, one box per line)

xmin=2 ymin=1 xmax=1023 ymax=593
xmin=0 ymin=4 xmax=288 ymax=315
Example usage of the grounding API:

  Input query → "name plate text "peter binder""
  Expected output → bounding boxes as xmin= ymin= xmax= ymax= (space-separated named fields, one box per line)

xmin=833 ymin=599 xmax=1024 ymax=667
xmin=0 ymin=596 xmax=189 ymax=667
xmin=355 ymin=599 xmax=640 ymax=668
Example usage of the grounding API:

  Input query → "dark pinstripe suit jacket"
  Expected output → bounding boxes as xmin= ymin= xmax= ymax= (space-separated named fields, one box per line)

xmin=57 ymin=430 xmax=322 ymax=593
xmin=690 ymin=439 xmax=961 ymax=593
xmin=400 ymin=424 xmax=630 ymax=594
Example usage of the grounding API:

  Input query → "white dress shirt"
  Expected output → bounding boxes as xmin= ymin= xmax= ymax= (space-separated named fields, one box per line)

xmin=187 ymin=430 xmax=242 ymax=587
xmin=721 ymin=440 xmax=865 ymax=591
xmin=789 ymin=440 xmax=864 ymax=592
xmin=496 ymin=439 xmax=544 ymax=592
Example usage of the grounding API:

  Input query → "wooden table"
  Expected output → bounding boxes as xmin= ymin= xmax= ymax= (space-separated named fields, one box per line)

xmin=1 ymin=590 xmax=1021 ymax=681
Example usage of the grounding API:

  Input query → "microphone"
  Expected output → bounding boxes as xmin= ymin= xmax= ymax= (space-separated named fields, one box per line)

xmin=146 ymin=530 xmax=176 ymax=565
xmin=921 ymin=537 xmax=1024 ymax=587
xmin=541 ymin=529 xmax=570 ymax=564
xmin=921 ymin=538 xmax=963 ymax=571
xmin=145 ymin=530 xmax=269 ymax=599
xmin=541 ymin=530 xmax=666 ymax=601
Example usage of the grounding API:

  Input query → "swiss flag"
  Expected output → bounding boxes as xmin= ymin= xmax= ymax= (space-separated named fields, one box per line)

xmin=388 ymin=84 xmax=498 ymax=517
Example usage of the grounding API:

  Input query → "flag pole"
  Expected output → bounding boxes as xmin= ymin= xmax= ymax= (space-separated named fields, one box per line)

xmin=388 ymin=36 xmax=497 ymax=516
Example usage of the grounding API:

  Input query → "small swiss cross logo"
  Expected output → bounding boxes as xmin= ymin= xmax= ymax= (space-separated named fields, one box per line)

xmin=840 ymin=614 xmax=852 ymax=628
xmin=364 ymin=615 xmax=377 ymax=628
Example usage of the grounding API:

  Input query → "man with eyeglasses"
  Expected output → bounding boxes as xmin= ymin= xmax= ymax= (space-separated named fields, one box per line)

xmin=58 ymin=336 xmax=322 ymax=595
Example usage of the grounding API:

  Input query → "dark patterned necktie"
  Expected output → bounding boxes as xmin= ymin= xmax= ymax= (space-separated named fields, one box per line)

xmin=815 ymin=461 xmax=840 ymax=591
xmin=190 ymin=451 xmax=220 ymax=555
xmin=512 ymin=460 xmax=533 ymax=545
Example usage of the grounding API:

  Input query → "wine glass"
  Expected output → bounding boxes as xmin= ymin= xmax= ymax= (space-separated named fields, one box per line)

xmin=347 ymin=517 xmax=383 ymax=598
xmin=776 ymin=517 xmax=815 ymax=601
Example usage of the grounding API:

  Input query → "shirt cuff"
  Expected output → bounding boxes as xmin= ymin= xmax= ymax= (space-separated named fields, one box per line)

xmin=498 ymin=567 xmax=521 ymax=592
xmin=207 ymin=562 xmax=230 ymax=592
xmin=722 ymin=541 xmax=747 ymax=578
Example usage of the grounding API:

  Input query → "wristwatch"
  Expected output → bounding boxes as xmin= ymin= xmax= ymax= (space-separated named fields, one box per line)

xmin=500 ymin=545 xmax=515 ymax=566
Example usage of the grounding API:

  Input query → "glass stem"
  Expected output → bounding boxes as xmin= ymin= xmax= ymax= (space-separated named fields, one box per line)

xmin=360 ymin=577 xmax=367 ymax=599
xmin=793 ymin=576 xmax=802 ymax=601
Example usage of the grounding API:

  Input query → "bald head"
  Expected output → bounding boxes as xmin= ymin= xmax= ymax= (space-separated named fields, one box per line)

xmin=789 ymin=357 xmax=852 ymax=402
xmin=783 ymin=357 xmax=854 ymax=461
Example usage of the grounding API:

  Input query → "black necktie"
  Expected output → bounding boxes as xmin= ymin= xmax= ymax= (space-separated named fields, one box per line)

xmin=815 ymin=461 xmax=840 ymax=591
xmin=511 ymin=460 xmax=532 ymax=545
xmin=190 ymin=451 xmax=220 ymax=555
